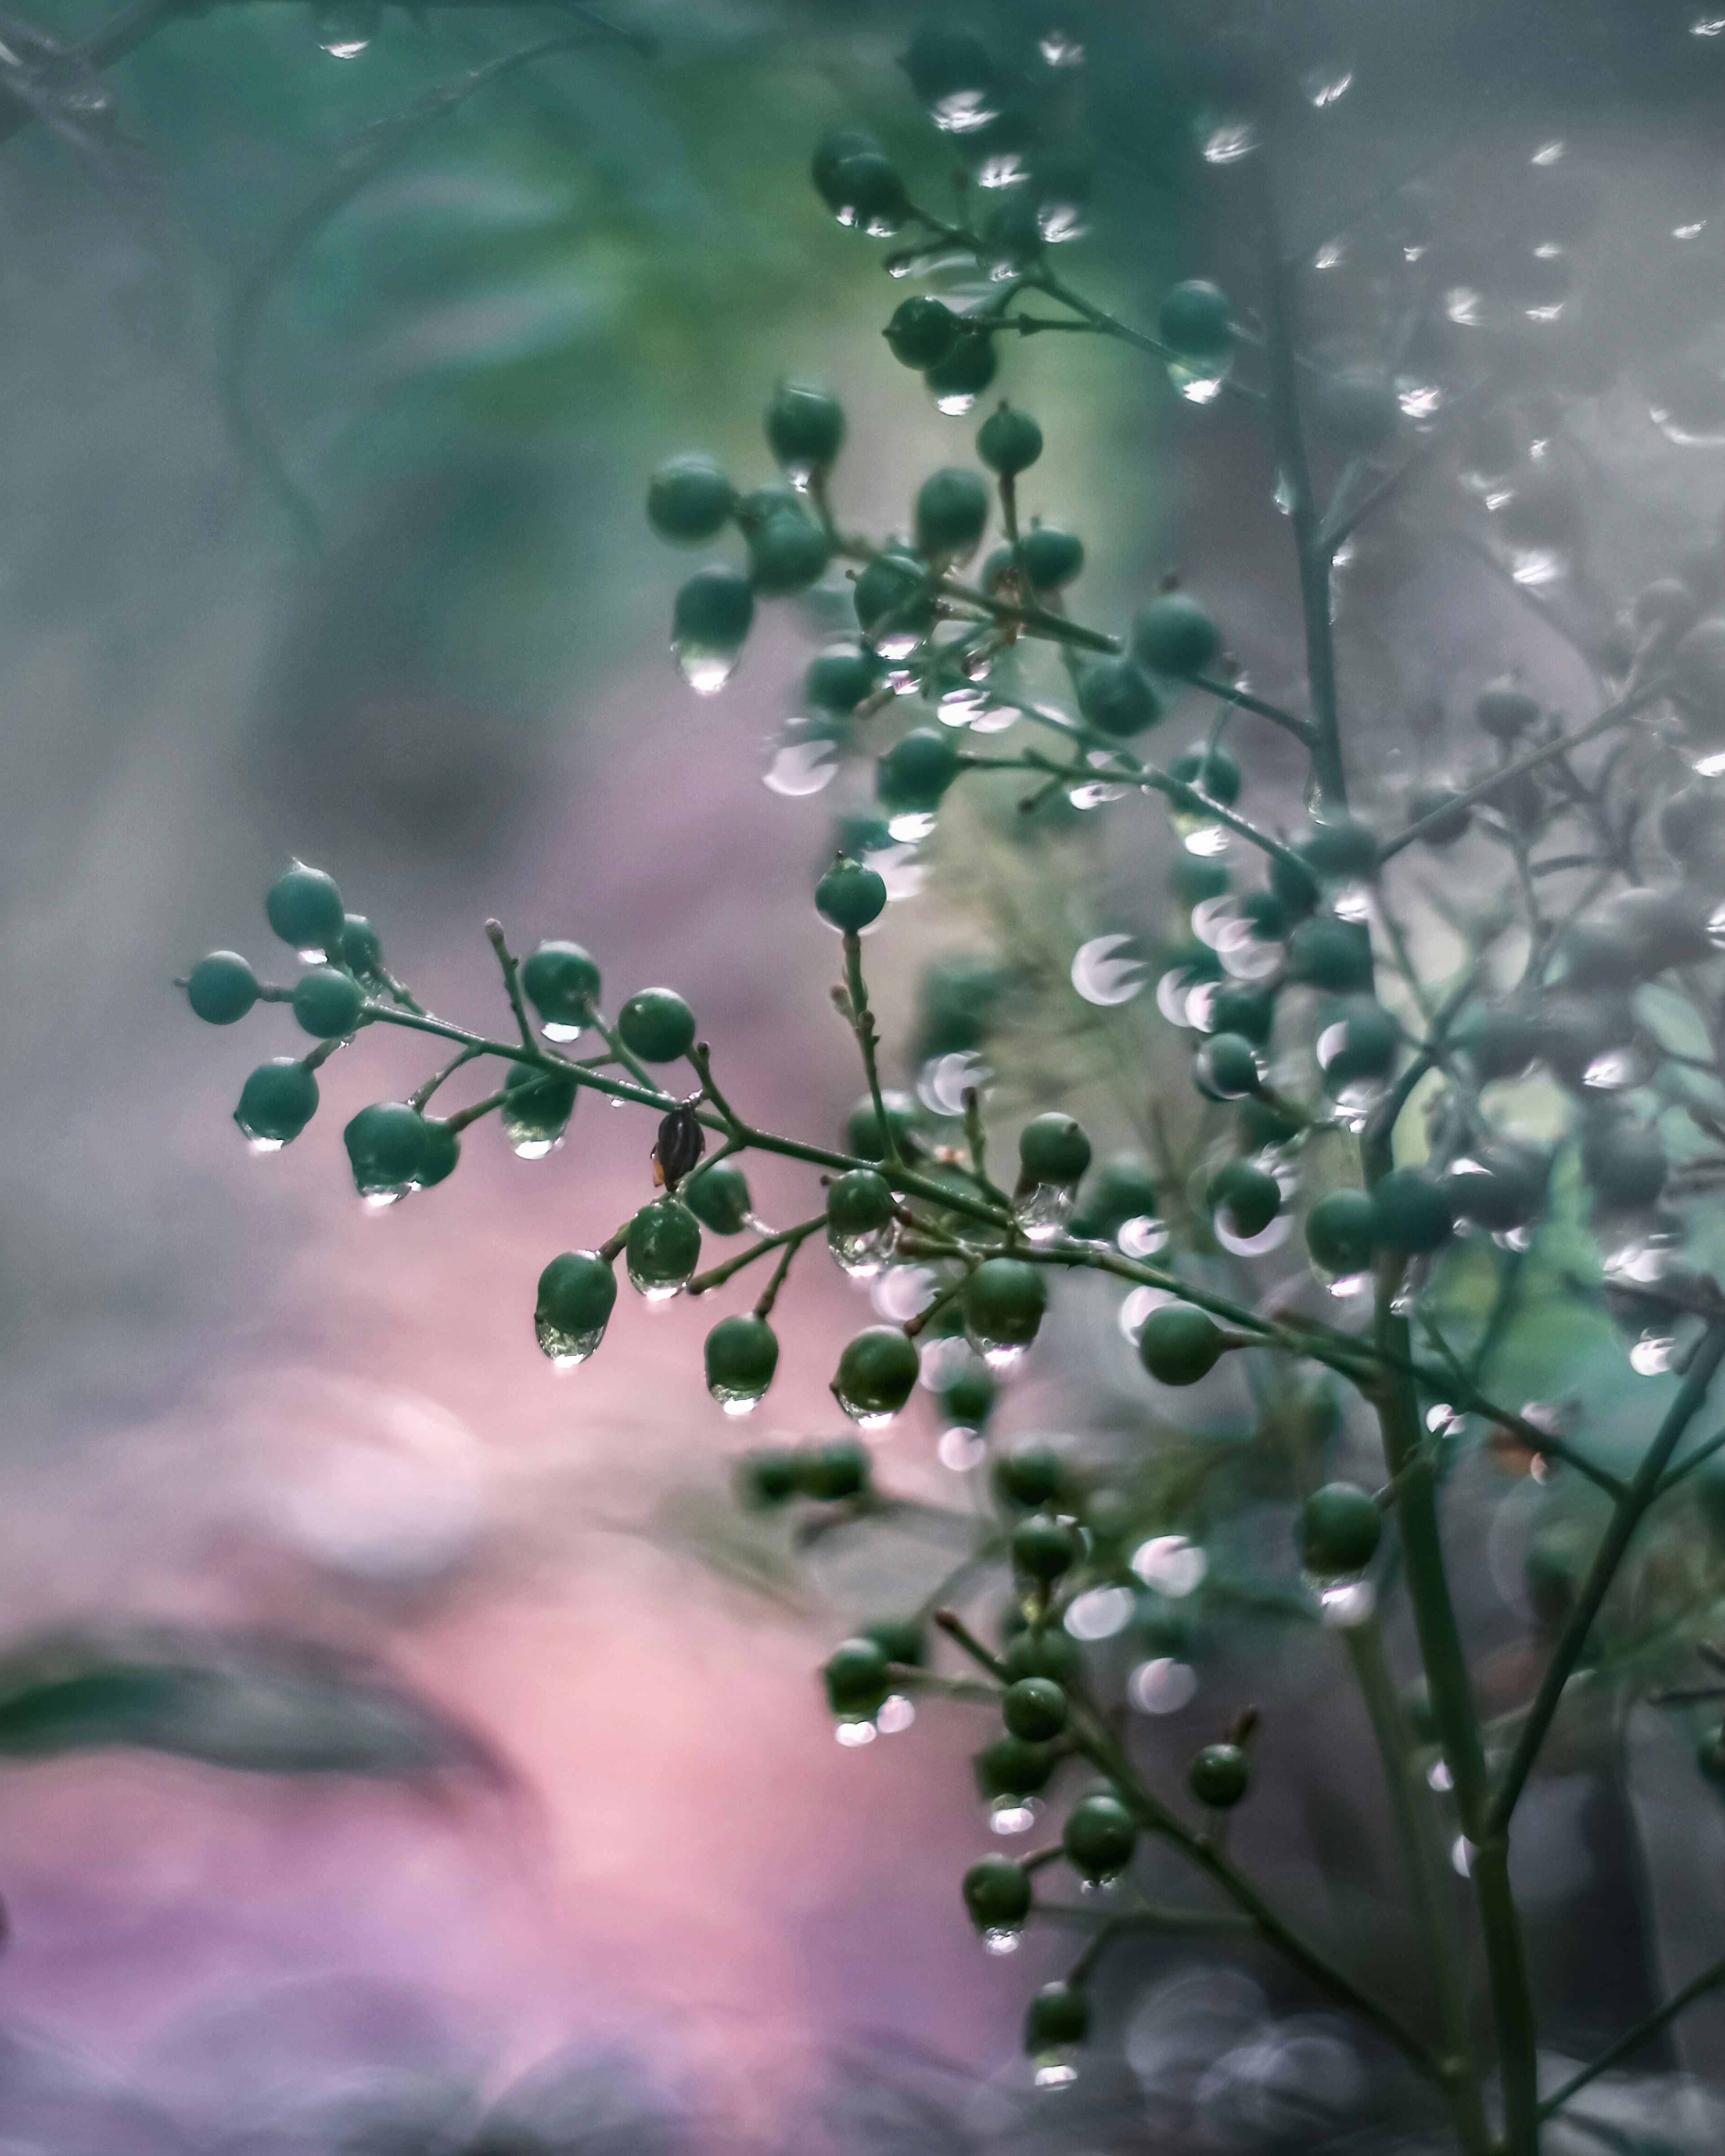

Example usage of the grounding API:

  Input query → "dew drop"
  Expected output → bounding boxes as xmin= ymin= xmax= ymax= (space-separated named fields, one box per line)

xmin=939 ymin=1426 xmax=988 ymax=1471
xmin=248 ymin=1136 xmax=286 ymax=1155
xmin=1039 ymin=27 xmax=1085 ymax=66
xmin=1213 ymin=1208 xmax=1292 ymax=1257
xmin=1199 ymin=115 xmax=1259 ymax=164
xmin=1318 ymin=1578 xmax=1376 ymax=1628
xmin=886 ymin=809 xmax=938 ymax=843
xmin=1165 ymin=355 xmax=1230 ymax=405
xmin=1630 ymin=1331 xmax=1679 ymax=1376
xmin=512 ymin=1137 xmax=557 ymax=1161
xmin=675 ymin=641 xmax=741 ymax=694
xmin=1072 ymin=932 xmax=1150 ymax=1007
xmin=981 ymin=1926 xmax=1022 ymax=1955
xmin=1128 ymin=1657 xmax=1199 ymax=1714
xmin=1117 ymin=1215 xmax=1168 ymax=1258
xmin=933 ymin=390 xmax=980 ymax=417
xmin=990 ymin=1796 xmax=1039 ymax=1833
xmin=1300 ymin=62 xmax=1354 ymax=106
xmin=541 ymin=1020 xmax=584 ymax=1043
xmin=1065 ymin=1584 xmax=1135 ymax=1639
xmin=931 ymin=89 xmax=998 ymax=134
xmin=872 ymin=1264 xmax=938 ymax=1321
xmin=877 ymin=1694 xmax=916 ymax=1735
xmin=535 ymin=1314 xmax=606 ymax=1368
xmin=1015 ymin=1182 xmax=1075 ymax=1241
xmin=918 ymin=1049 xmax=990 ymax=1116
xmin=1452 ymin=1836 xmax=1475 ymax=1877
xmin=975 ymin=1339 xmax=1028 ymax=1373
xmin=829 ymin=1221 xmax=897 ymax=1281
xmin=1131 ymin=1535 xmax=1207 ymax=1597
xmin=764 ymin=741 xmax=840 ymax=796
xmin=836 ymin=1719 xmax=878 ymax=1747
xmin=1429 ymin=1758 xmax=1454 ymax=1792
xmin=1034 ymin=2062 xmax=1079 ymax=2090
xmin=315 ymin=0 xmax=377 ymax=56
xmin=1693 ymin=12 xmax=1725 ymax=31
xmin=1117 ymin=1285 xmax=1172 ymax=1343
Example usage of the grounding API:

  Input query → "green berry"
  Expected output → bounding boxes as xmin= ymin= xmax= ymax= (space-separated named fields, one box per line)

xmin=705 ymin=1313 xmax=780 ymax=1410
xmin=626 ymin=1197 xmax=701 ymax=1296
xmin=617 ymin=987 xmax=696 ymax=1063
xmin=1270 ymin=850 xmax=1322 ymax=920
xmin=186 ymin=951 xmax=258 ymax=1025
xmin=343 ymin=1101 xmax=429 ymax=1197
xmin=1158 ymin=278 xmax=1232 ymax=356
xmin=1019 ymin=526 xmax=1083 ymax=592
xmin=341 ymin=915 xmax=383 ymax=976
xmin=1062 ymin=1793 xmax=1136 ymax=1878
xmin=647 ymin=454 xmax=733 ymax=543
xmin=827 ymin=1169 xmax=896 ymax=1236
xmin=1287 ymin=917 xmax=1374 ymax=993
xmin=902 ymin=19 xmax=996 ymax=104
xmin=748 ymin=512 xmax=831 ymax=596
xmin=1071 ymin=1154 xmax=1159 ymax=1241
xmin=1140 ymin=1303 xmax=1225 ymax=1386
xmin=1078 ymin=657 xmax=1162 ymax=738
xmin=1318 ymin=997 xmax=1401 ymax=1091
xmin=1002 ymin=1626 xmax=1083 ymax=1686
xmin=991 ymin=1440 xmax=1063 ymax=1509
xmin=737 ymin=1447 xmax=798 ymax=1508
xmin=886 ymin=295 xmax=961 ymax=370
xmin=292 ymin=965 xmax=365 ymax=1040
xmin=1581 ymin=1122 xmax=1668 ymax=1211
xmin=1409 ymin=786 xmax=1472 ymax=847
xmin=824 ymin=1637 xmax=891 ymax=1719
xmin=965 ymin=1257 xmax=1048 ymax=1351
xmin=846 ymin=1089 xmax=920 ymax=1162
xmin=816 ymin=857 xmax=888 ymax=933
xmin=235 ymin=1058 xmax=319 ymax=1147
xmin=854 ymin=549 xmax=933 ymax=635
xmin=1211 ymin=985 xmax=1276 ymax=1043
xmin=915 ymin=467 xmax=991 ymax=558
xmin=1202 ymin=1033 xmax=1261 ymax=1100
xmin=1371 ymin=1169 xmax=1454 ymax=1255
xmin=805 ymin=649 xmax=880 ymax=714
xmin=1187 ymin=1741 xmax=1250 ymax=1808
xmin=1132 ymin=593 xmax=1219 ymax=677
xmin=962 ymin=1854 xmax=1031 ymax=1933
xmin=1446 ymin=1143 xmax=1549 ymax=1232
xmin=1011 ymin=1517 xmax=1079 ymax=1583
xmin=1025 ymin=1983 xmax=1090 ymax=2054
xmin=1003 ymin=1674 xmax=1068 ymax=1741
xmin=1455 ymin=1007 xmax=1539 ymax=1083
xmin=829 ymin=149 xmax=908 ymax=229
xmin=879 ymin=727 xmax=961 ymax=812
xmin=1169 ymin=747 xmax=1240 ymax=806
xmin=265 ymin=862 xmax=345 ymax=955
xmin=798 ymin=1436 xmax=871 ymax=1501
xmin=535 ymin=1249 xmax=618 ymax=1361
xmin=925 ymin=333 xmax=998 ymax=409
xmin=1300 ymin=1481 xmax=1383 ymax=1576
xmin=1475 ymin=676 xmax=1540 ymax=740
xmin=834 ymin=1325 xmax=920 ymax=1422
xmin=811 ymin=127 xmax=882 ymax=210
xmin=942 ymin=1365 xmax=995 ymax=1430
xmin=673 ymin=566 xmax=754 ymax=653
xmin=976 ymin=1734 xmax=1057 ymax=1798
xmin=765 ymin=380 xmax=844 ymax=472
xmin=501 ymin=1062 xmax=577 ymax=1151
xmin=1018 ymin=1112 xmax=1091 ymax=1186
xmin=417 ymin=1118 xmax=460 ymax=1188
xmin=1305 ymin=1188 xmax=1377 ymax=1275
xmin=522 ymin=941 xmax=601 ymax=1033
xmin=976 ymin=402 xmax=1042 ymax=474
xmin=860 ymin=1616 xmax=925 ymax=1668
xmin=1302 ymin=815 xmax=1379 ymax=883
xmin=683 ymin=1160 xmax=752 ymax=1236
xmin=1208 ymin=1160 xmax=1282 ymax=1239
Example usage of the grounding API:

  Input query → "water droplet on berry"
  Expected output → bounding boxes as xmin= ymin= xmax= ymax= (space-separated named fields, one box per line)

xmin=248 ymin=1136 xmax=286 ymax=1156
xmin=512 ymin=1136 xmax=557 ymax=1161
xmin=1128 ymin=1657 xmax=1199 ymax=1714
xmin=1034 ymin=2061 xmax=1079 ymax=2091
xmin=980 ymin=1925 xmax=1022 ymax=1954
xmin=939 ymin=1426 xmax=987 ymax=1470
xmin=765 ymin=741 xmax=840 ymax=796
xmin=1429 ymin=1758 xmax=1454 ymax=1792
xmin=1631 ymin=1332 xmax=1679 ymax=1376
xmin=1213 ymin=1207 xmax=1291 ymax=1256
xmin=1318 ymin=1578 xmax=1376 ymax=1627
xmin=931 ymin=89 xmax=997 ymax=134
xmin=877 ymin=1694 xmax=916 ymax=1734
xmin=1038 ymin=27 xmax=1084 ymax=66
xmin=1166 ymin=355 xmax=1230 ymax=405
xmin=886 ymin=809 xmax=938 ymax=843
xmin=1118 ymin=1286 xmax=1172 ymax=1343
xmin=829 ymin=1222 xmax=897 ymax=1281
xmin=990 ymin=1798 xmax=1038 ymax=1833
xmin=1014 ymin=1183 xmax=1075 ymax=1241
xmin=534 ymin=1314 xmax=606 ymax=1369
xmin=1452 ymin=1836 xmax=1474 ymax=1877
xmin=1066 ymin=1585 xmax=1134 ymax=1639
xmin=1199 ymin=115 xmax=1259 ymax=164
xmin=1132 ymin=1536 xmax=1207 ymax=1596
xmin=675 ymin=641 xmax=741 ymax=694
xmin=1072 ymin=933 xmax=1149 ymax=1007
xmin=836 ymin=1719 xmax=878 ymax=1747
xmin=1117 ymin=1215 xmax=1168 ymax=1258
xmin=1301 ymin=62 xmax=1353 ymax=106
xmin=315 ymin=0 xmax=377 ymax=55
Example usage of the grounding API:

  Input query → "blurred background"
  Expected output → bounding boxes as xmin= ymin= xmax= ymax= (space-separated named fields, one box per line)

xmin=4 ymin=0 xmax=1725 ymax=2149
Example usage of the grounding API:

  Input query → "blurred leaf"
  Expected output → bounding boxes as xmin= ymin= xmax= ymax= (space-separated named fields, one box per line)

xmin=0 ymin=1630 xmax=495 ymax=1776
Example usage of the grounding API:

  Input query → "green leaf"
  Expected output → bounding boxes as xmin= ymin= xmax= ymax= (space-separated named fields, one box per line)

xmin=0 ymin=1633 xmax=491 ymax=1777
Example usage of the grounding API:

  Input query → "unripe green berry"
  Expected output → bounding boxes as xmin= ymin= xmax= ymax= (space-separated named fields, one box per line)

xmin=1209 ymin=1160 xmax=1282 ymax=1239
xmin=292 ymin=965 xmax=365 ymax=1039
xmin=1305 ymin=1188 xmax=1377 ymax=1275
xmin=1172 ymin=854 xmax=1231 ymax=907
xmin=1062 ymin=1792 xmax=1136 ymax=1878
xmin=1581 ymin=1122 xmax=1668 ymax=1211
xmin=617 ymin=987 xmax=696 ymax=1063
xmin=186 ymin=951 xmax=258 ymax=1025
xmin=1455 ymin=1007 xmax=1540 ymax=1083
xmin=991 ymin=1440 xmax=1063 ymax=1509
xmin=1299 ymin=1481 xmax=1383 ymax=1576
xmin=1003 ymin=1674 xmax=1068 ymax=1741
xmin=914 ymin=467 xmax=991 ymax=558
xmin=1169 ymin=747 xmax=1240 ymax=806
xmin=1071 ymin=1154 xmax=1159 ymax=1242
xmin=1078 ymin=657 xmax=1162 ymax=738
xmin=1187 ymin=1741 xmax=1250 ymax=1808
xmin=1287 ymin=917 xmax=1374 ymax=993
xmin=1318 ymin=997 xmax=1401 ymax=1091
xmin=1002 ymin=1626 xmax=1083 ymax=1686
xmin=501 ymin=1063 xmax=577 ymax=1151
xmin=1019 ymin=526 xmax=1083 ymax=592
xmin=976 ymin=402 xmax=1042 ymax=474
xmin=941 ymin=1362 xmax=995 ymax=1431
xmin=647 ymin=454 xmax=733 ymax=543
xmin=344 ymin=1100 xmax=429 ymax=1197
xmin=962 ymin=1853 xmax=1031 ymax=1932
xmin=816 ymin=856 xmax=888 ymax=932
xmin=235 ymin=1058 xmax=319 ymax=1146
xmin=854 ymin=550 xmax=933 ymax=635
xmin=1211 ymin=984 xmax=1276 ymax=1043
xmin=1025 ymin=1983 xmax=1090 ymax=2054
xmin=1140 ymin=1303 xmax=1224 ymax=1386
xmin=672 ymin=566 xmax=754 ymax=653
xmin=1371 ymin=1169 xmax=1454 ymax=1255
xmin=976 ymin=1734 xmax=1057 ymax=1798
xmin=704 ymin=1314 xmax=779 ymax=1410
xmin=1202 ymin=1033 xmax=1261 ymax=1099
xmin=1302 ymin=815 xmax=1379 ymax=883
xmin=902 ymin=19 xmax=996 ymax=104
xmin=1476 ymin=676 xmax=1540 ymax=740
xmin=829 ymin=149 xmax=908 ymax=228
xmin=1018 ymin=1112 xmax=1091 ymax=1186
xmin=1446 ymin=1143 xmax=1549 ymax=1233
xmin=1011 ymin=1516 xmax=1080 ymax=1583
xmin=860 ymin=1616 xmax=925 ymax=1668
xmin=417 ymin=1118 xmax=460 ymax=1188
xmin=886 ymin=295 xmax=962 ymax=369
xmin=748 ymin=512 xmax=831 ymax=596
xmin=924 ymin=334 xmax=998 ymax=409
xmin=846 ymin=1089 xmax=921 ymax=1162
xmin=1409 ymin=786 xmax=1471 ymax=846
xmin=626 ymin=1196 xmax=701 ymax=1295
xmin=535 ymin=1248 xmax=618 ymax=1361
xmin=965 ymin=1257 xmax=1048 ymax=1351
xmin=522 ymin=941 xmax=601 ymax=1032
xmin=341 ymin=915 xmax=383 ymax=976
xmin=737 ymin=1447 xmax=799 ymax=1508
xmin=1132 ymin=592 xmax=1219 ymax=677
xmin=805 ymin=649 xmax=880 ymax=715
xmin=765 ymin=380 xmax=845 ymax=472
xmin=683 ymin=1160 xmax=752 ymax=1236
xmin=811 ymin=128 xmax=881 ymax=210
xmin=266 ymin=862 xmax=345 ymax=955
xmin=834 ymin=1325 xmax=920 ymax=1422
xmin=824 ymin=1637 xmax=891 ymax=1719
xmin=827 ymin=1169 xmax=896 ymax=1236
xmin=879 ymin=727 xmax=961 ymax=813
xmin=797 ymin=1437 xmax=871 ymax=1502
xmin=1158 ymin=278 xmax=1232 ymax=357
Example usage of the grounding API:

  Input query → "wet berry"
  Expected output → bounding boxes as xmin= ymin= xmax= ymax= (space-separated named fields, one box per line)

xmin=343 ymin=1101 xmax=428 ymax=1195
xmin=765 ymin=380 xmax=845 ymax=472
xmin=879 ymin=727 xmax=961 ymax=813
xmin=1132 ymin=593 xmax=1219 ymax=677
xmin=1019 ymin=1113 xmax=1091 ymax=1186
xmin=748 ymin=512 xmax=831 ymax=596
xmin=186 ymin=951 xmax=258 ymax=1025
xmin=265 ymin=862 xmax=345 ymax=955
xmin=1475 ymin=677 xmax=1540 ymax=740
xmin=1371 ymin=1170 xmax=1454 ymax=1255
xmin=705 ymin=1313 xmax=779 ymax=1409
xmin=962 ymin=1854 xmax=1031 ymax=1932
xmin=816 ymin=856 xmax=888 ymax=932
xmin=798 ymin=1437 xmax=871 ymax=1502
xmin=1140 ymin=1304 xmax=1224 ymax=1386
xmin=887 ymin=295 xmax=961 ymax=370
xmin=1209 ymin=1160 xmax=1281 ymax=1239
xmin=1300 ymin=1482 xmax=1382 ymax=1575
xmin=292 ymin=965 xmax=365 ymax=1039
xmin=834 ymin=1325 xmax=920 ymax=1420
xmin=1187 ymin=1741 xmax=1250 ymax=1808
xmin=1078 ymin=657 xmax=1161 ymax=738
xmin=1158 ymin=279 xmax=1232 ymax=356
xmin=824 ymin=1637 xmax=891 ymax=1719
xmin=684 ymin=1160 xmax=752 ymax=1236
xmin=965 ymin=1257 xmax=1048 ymax=1350
xmin=647 ymin=454 xmax=733 ymax=543
xmin=235 ymin=1058 xmax=318 ymax=1146
xmin=1025 ymin=1983 xmax=1090 ymax=2054
xmin=924 ymin=334 xmax=998 ymax=408
xmin=1019 ymin=527 xmax=1083 ymax=591
xmin=942 ymin=1363 xmax=996 ymax=1429
xmin=1003 ymin=1675 xmax=1068 ymax=1741
xmin=1305 ymin=1188 xmax=1377 ymax=1275
xmin=915 ymin=468 xmax=991 ymax=558
xmin=522 ymin=941 xmax=601 ymax=1032
xmin=1011 ymin=1516 xmax=1079 ymax=1582
xmin=976 ymin=402 xmax=1042 ymax=474
xmin=1062 ymin=1793 xmax=1136 ymax=1878
xmin=617 ymin=987 xmax=696 ymax=1064
xmin=673 ymin=566 xmax=754 ymax=651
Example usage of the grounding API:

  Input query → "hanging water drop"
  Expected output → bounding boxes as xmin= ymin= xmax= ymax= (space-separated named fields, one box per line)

xmin=675 ymin=641 xmax=742 ymax=694
xmin=315 ymin=0 xmax=378 ymax=56
xmin=1071 ymin=932 xmax=1149 ymax=1007
xmin=764 ymin=740 xmax=840 ymax=796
